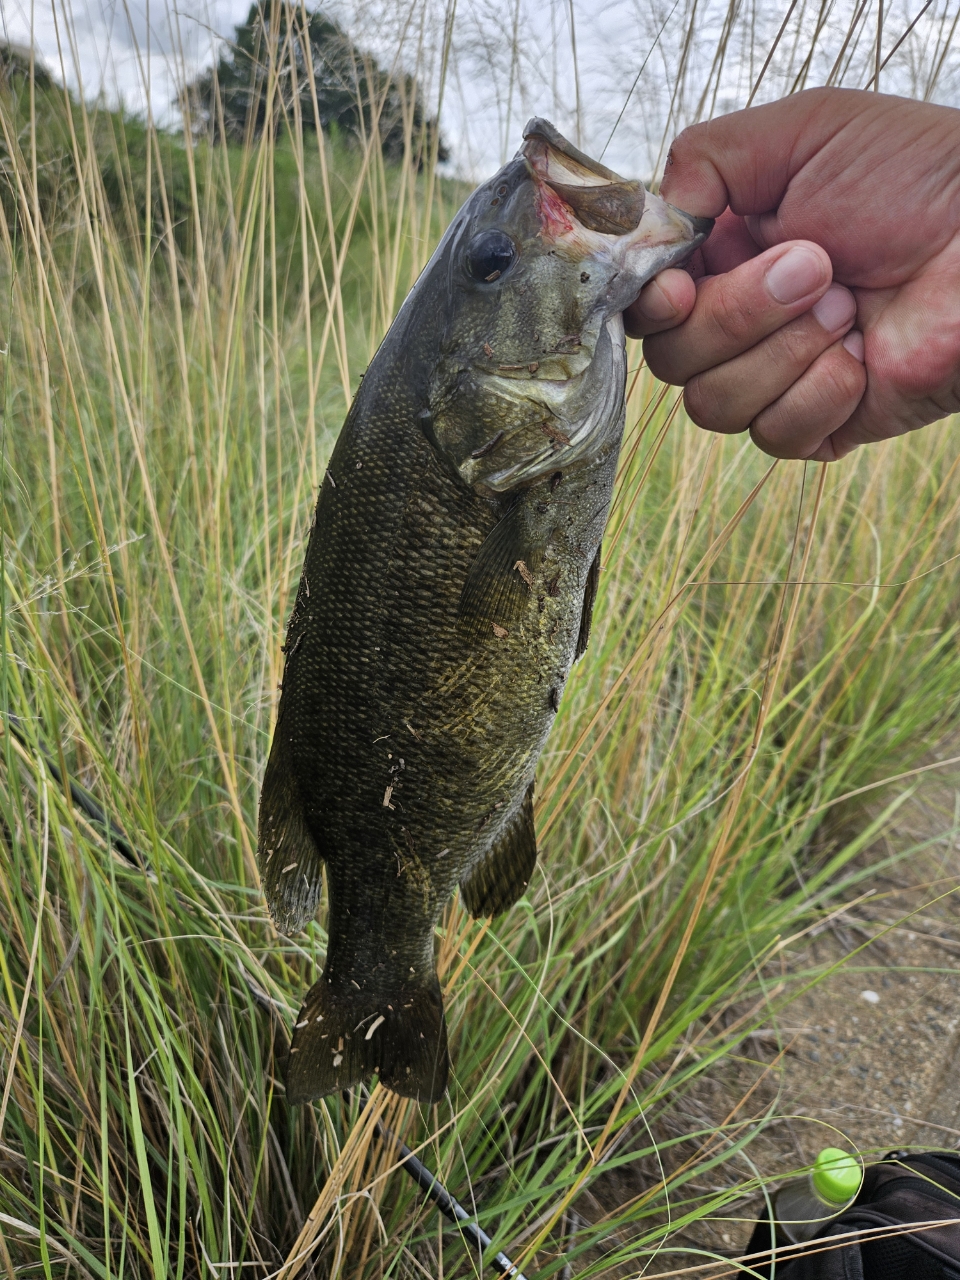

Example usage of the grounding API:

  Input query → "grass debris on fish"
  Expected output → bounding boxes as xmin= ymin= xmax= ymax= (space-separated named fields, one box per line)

xmin=258 ymin=120 xmax=711 ymax=1105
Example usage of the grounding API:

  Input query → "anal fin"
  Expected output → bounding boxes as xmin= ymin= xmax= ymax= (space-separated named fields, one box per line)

xmin=286 ymin=972 xmax=448 ymax=1105
xmin=575 ymin=543 xmax=601 ymax=661
xmin=258 ymin=727 xmax=324 ymax=935
xmin=460 ymin=781 xmax=538 ymax=918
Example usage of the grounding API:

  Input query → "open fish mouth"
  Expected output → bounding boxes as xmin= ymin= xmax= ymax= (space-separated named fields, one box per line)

xmin=521 ymin=117 xmax=712 ymax=280
xmin=521 ymin=119 xmax=647 ymax=234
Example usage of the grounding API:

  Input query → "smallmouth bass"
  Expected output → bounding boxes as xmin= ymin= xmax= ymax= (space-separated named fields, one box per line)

xmin=259 ymin=120 xmax=711 ymax=1104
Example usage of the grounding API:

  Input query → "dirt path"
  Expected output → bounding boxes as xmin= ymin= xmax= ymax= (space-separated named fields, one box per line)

xmin=551 ymin=765 xmax=960 ymax=1275
xmin=663 ymin=761 xmax=960 ymax=1265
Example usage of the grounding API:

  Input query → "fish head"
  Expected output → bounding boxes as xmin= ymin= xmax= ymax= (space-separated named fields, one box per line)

xmin=425 ymin=118 xmax=712 ymax=493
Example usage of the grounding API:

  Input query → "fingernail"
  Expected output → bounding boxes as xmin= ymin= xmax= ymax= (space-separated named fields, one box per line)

xmin=812 ymin=285 xmax=857 ymax=332
xmin=634 ymin=279 xmax=678 ymax=323
xmin=842 ymin=330 xmax=865 ymax=362
xmin=765 ymin=246 xmax=826 ymax=304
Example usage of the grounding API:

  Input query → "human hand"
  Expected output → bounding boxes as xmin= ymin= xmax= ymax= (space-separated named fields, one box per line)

xmin=625 ymin=88 xmax=960 ymax=461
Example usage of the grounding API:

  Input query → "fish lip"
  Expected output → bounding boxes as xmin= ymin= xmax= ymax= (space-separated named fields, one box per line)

xmin=521 ymin=118 xmax=645 ymax=235
xmin=622 ymin=190 xmax=712 ymax=262
xmin=521 ymin=117 xmax=634 ymax=187
xmin=684 ymin=212 xmax=715 ymax=238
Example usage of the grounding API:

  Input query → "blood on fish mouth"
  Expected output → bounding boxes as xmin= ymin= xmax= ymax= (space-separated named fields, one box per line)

xmin=534 ymin=181 xmax=579 ymax=240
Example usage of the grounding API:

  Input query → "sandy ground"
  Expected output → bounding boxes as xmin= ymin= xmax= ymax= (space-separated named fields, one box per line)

xmin=657 ymin=761 xmax=960 ymax=1270
xmin=571 ymin=760 xmax=960 ymax=1276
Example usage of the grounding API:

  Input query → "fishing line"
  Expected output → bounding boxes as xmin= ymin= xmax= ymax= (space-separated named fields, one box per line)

xmin=4 ymin=716 xmax=531 ymax=1270
xmin=599 ymin=0 xmax=682 ymax=163
xmin=357 ymin=1086 xmax=531 ymax=1278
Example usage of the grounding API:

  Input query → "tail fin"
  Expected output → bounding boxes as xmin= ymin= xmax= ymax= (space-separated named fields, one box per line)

xmin=285 ymin=972 xmax=449 ymax=1105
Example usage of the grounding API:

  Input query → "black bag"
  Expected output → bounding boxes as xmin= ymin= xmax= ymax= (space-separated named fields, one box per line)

xmin=739 ymin=1150 xmax=960 ymax=1279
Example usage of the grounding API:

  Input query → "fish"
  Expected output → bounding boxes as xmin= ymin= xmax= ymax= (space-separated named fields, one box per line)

xmin=258 ymin=119 xmax=711 ymax=1105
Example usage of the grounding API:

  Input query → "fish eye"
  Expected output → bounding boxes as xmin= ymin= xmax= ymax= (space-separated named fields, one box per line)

xmin=465 ymin=230 xmax=518 ymax=284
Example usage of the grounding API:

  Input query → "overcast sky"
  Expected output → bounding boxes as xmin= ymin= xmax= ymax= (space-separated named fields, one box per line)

xmin=1 ymin=0 xmax=250 ymax=117
xmin=3 ymin=0 xmax=960 ymax=181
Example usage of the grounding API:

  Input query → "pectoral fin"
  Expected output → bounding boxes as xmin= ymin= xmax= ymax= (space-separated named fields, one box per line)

xmin=460 ymin=782 xmax=538 ymax=918
xmin=575 ymin=544 xmax=601 ymax=661
xmin=457 ymin=504 xmax=541 ymax=641
xmin=258 ymin=727 xmax=325 ymax=935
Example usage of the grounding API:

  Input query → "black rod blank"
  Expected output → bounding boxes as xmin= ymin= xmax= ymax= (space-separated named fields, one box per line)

xmin=373 ymin=1112 xmax=530 ymax=1279
xmin=4 ymin=713 xmax=140 ymax=865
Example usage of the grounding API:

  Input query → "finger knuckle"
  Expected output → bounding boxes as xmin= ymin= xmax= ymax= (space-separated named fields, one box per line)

xmin=753 ymin=348 xmax=864 ymax=448
xmin=684 ymin=376 xmax=737 ymax=432
xmin=667 ymin=125 xmax=703 ymax=168
xmin=816 ymin=351 xmax=866 ymax=410
xmin=804 ymin=364 xmax=864 ymax=430
xmin=708 ymin=284 xmax=757 ymax=348
xmin=682 ymin=379 xmax=711 ymax=428
xmin=774 ymin=318 xmax=825 ymax=368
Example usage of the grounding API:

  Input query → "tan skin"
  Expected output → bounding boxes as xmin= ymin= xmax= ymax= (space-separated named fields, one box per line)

xmin=624 ymin=88 xmax=960 ymax=461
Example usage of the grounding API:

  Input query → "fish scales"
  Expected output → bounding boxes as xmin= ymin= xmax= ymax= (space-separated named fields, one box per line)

xmin=259 ymin=119 xmax=711 ymax=1104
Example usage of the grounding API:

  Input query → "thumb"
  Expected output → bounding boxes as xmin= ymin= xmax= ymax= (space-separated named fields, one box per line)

xmin=659 ymin=88 xmax=873 ymax=219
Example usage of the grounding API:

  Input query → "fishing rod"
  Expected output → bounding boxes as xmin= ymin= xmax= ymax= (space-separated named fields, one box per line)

xmin=3 ymin=713 xmax=141 ymax=866
xmin=361 ymin=1087 xmax=530 ymax=1280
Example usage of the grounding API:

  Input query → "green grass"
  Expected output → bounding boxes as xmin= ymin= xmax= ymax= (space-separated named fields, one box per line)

xmin=2 ymin=24 xmax=960 ymax=1280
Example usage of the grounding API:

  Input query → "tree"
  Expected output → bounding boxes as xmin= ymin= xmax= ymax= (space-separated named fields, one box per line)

xmin=185 ymin=3 xmax=447 ymax=166
xmin=0 ymin=40 xmax=52 ymax=91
